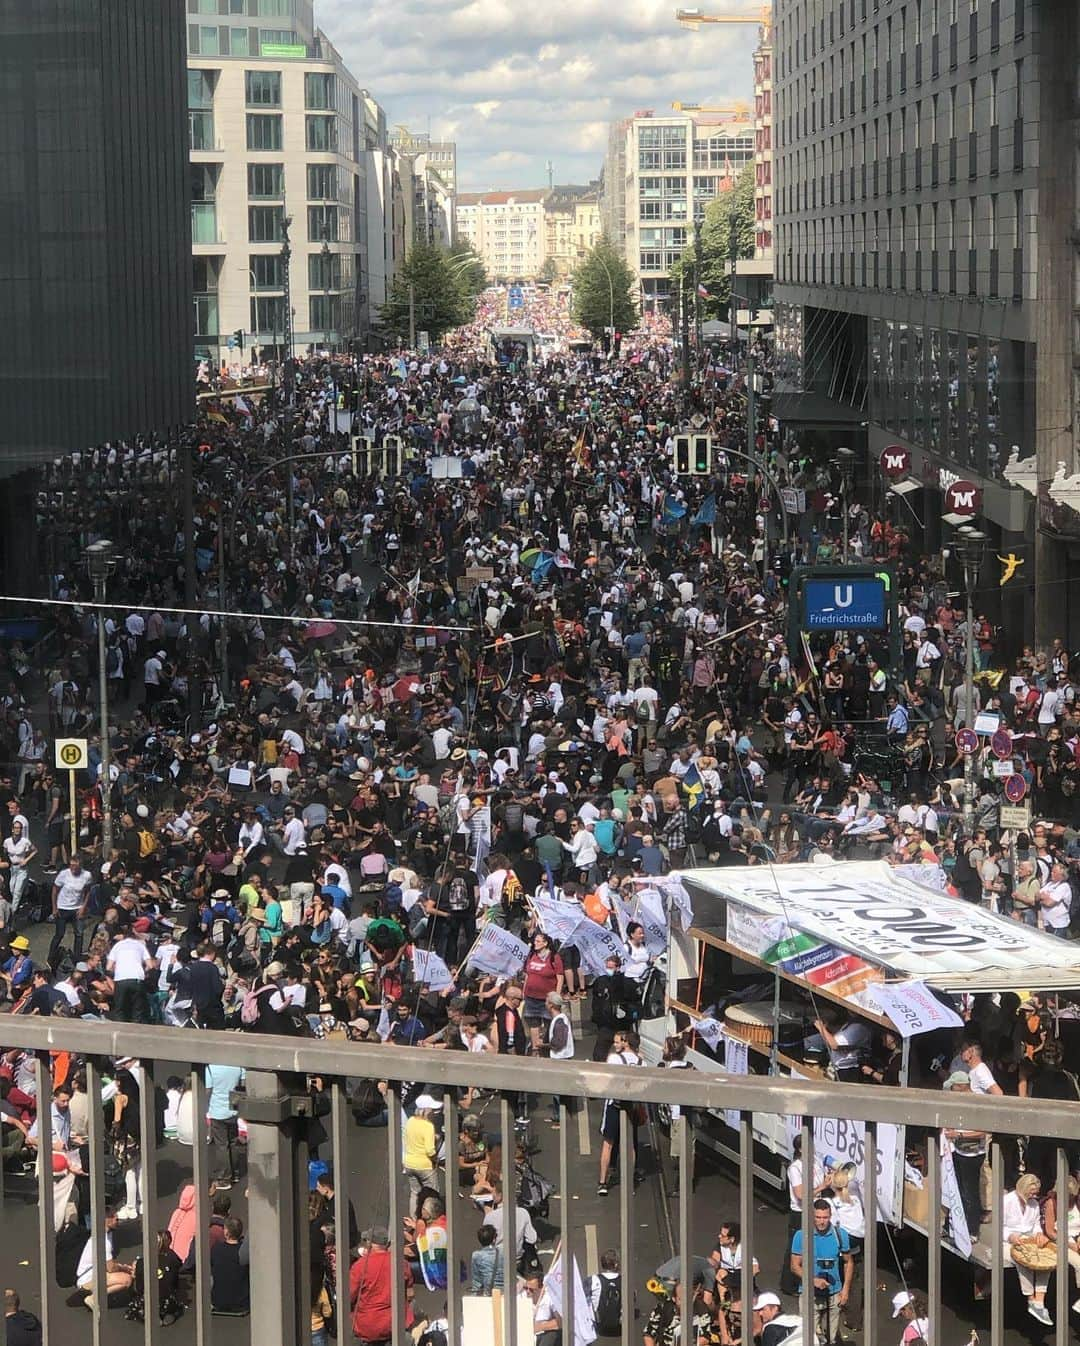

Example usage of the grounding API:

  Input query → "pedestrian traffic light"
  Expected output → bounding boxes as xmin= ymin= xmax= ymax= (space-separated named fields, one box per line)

xmin=674 ymin=435 xmax=691 ymax=475
xmin=692 ymin=434 xmax=712 ymax=475
xmin=234 ymin=329 xmax=244 ymax=349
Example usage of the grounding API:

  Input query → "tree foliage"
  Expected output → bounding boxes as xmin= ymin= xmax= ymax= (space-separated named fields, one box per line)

xmin=379 ymin=243 xmax=475 ymax=344
xmin=447 ymin=239 xmax=488 ymax=296
xmin=571 ymin=235 xmax=638 ymax=338
xmin=670 ymin=163 xmax=756 ymax=317
xmin=537 ymin=257 xmax=560 ymax=285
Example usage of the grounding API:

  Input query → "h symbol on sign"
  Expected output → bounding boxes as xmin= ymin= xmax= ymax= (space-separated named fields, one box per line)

xmin=834 ymin=585 xmax=854 ymax=608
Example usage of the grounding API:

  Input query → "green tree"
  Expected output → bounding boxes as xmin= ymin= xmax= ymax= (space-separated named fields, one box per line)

xmin=447 ymin=239 xmax=488 ymax=296
xmin=571 ymin=235 xmax=638 ymax=338
xmin=379 ymin=243 xmax=474 ymax=345
xmin=671 ymin=162 xmax=756 ymax=317
xmin=537 ymin=256 xmax=560 ymax=285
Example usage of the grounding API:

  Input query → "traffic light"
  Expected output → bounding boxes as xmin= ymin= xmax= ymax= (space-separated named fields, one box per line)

xmin=692 ymin=434 xmax=712 ymax=475
xmin=234 ymin=329 xmax=244 ymax=349
xmin=674 ymin=435 xmax=691 ymax=475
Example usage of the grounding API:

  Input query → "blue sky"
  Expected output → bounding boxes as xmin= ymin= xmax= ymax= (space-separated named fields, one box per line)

xmin=316 ymin=0 xmax=762 ymax=191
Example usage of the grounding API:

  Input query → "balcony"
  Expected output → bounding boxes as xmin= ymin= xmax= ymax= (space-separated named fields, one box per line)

xmin=1 ymin=1015 xmax=1079 ymax=1346
xmin=191 ymin=203 xmax=224 ymax=247
xmin=188 ymin=111 xmax=223 ymax=156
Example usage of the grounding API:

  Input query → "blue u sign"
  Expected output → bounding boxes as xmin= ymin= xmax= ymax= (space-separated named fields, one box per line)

xmin=803 ymin=577 xmax=888 ymax=630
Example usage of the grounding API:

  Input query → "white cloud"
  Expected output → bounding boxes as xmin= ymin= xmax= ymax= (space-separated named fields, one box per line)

xmin=314 ymin=0 xmax=761 ymax=189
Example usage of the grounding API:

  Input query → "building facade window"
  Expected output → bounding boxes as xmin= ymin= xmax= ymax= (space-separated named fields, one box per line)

xmin=248 ymin=163 xmax=284 ymax=198
xmin=246 ymin=113 xmax=283 ymax=151
xmin=306 ymin=115 xmax=338 ymax=152
xmin=250 ymin=254 xmax=284 ymax=289
xmin=305 ymin=73 xmax=334 ymax=110
xmin=245 ymin=71 xmax=281 ymax=107
xmin=248 ymin=205 xmax=285 ymax=242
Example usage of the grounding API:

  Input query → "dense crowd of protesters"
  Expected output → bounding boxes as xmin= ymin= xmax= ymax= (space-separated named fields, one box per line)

xmin=0 ymin=290 xmax=1078 ymax=1340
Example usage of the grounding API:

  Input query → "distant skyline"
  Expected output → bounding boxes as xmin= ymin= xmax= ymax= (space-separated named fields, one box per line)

xmin=316 ymin=0 xmax=761 ymax=191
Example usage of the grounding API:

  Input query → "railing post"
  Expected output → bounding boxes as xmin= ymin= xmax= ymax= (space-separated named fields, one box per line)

xmin=739 ymin=1111 xmax=754 ymax=1342
xmin=239 ymin=1069 xmax=312 ymax=1346
xmin=619 ymin=1108 xmax=635 ymax=1346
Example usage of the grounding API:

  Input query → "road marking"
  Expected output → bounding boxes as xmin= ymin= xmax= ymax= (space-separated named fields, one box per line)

xmin=585 ymin=1222 xmax=599 ymax=1276
xmin=577 ymin=1098 xmax=591 ymax=1158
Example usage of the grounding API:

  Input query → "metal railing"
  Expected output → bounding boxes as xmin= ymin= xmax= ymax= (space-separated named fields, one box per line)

xmin=3 ymin=1016 xmax=1080 ymax=1346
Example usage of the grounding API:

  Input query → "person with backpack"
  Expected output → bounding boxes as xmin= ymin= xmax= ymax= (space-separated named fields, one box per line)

xmin=589 ymin=1248 xmax=622 ymax=1337
xmin=202 ymin=889 xmax=240 ymax=952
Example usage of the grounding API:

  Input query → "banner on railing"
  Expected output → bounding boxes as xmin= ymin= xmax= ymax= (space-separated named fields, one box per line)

xmin=866 ymin=980 xmax=965 ymax=1038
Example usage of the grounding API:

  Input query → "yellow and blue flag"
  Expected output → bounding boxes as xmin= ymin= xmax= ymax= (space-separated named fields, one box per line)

xmin=681 ymin=762 xmax=705 ymax=812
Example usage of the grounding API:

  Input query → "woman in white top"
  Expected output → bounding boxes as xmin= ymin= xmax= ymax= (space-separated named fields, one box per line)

xmin=2 ymin=821 xmax=36 ymax=913
xmin=622 ymin=923 xmax=653 ymax=983
xmin=829 ymin=1164 xmax=866 ymax=1331
xmin=1003 ymin=1172 xmax=1053 ymax=1324
xmin=597 ymin=1030 xmax=643 ymax=1196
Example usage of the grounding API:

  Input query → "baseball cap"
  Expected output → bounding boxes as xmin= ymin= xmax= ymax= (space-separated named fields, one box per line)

xmin=892 ymin=1291 xmax=915 ymax=1317
xmin=133 ymin=917 xmax=152 ymax=933
xmin=754 ymin=1293 xmax=781 ymax=1311
xmin=943 ymin=1070 xmax=971 ymax=1090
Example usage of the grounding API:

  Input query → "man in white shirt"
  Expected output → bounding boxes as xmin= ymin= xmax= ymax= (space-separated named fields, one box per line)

xmin=960 ymin=1040 xmax=1004 ymax=1095
xmin=279 ymin=727 xmax=305 ymax=757
xmin=142 ymin=650 xmax=166 ymax=706
xmin=107 ymin=920 xmax=156 ymax=1023
xmin=278 ymin=808 xmax=306 ymax=856
xmin=77 ymin=1209 xmax=134 ymax=1301
xmin=50 ymin=856 xmax=93 ymax=962
xmin=1039 ymin=863 xmax=1073 ymax=936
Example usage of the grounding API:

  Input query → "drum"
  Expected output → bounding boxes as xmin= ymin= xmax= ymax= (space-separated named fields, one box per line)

xmin=724 ymin=1001 xmax=779 ymax=1049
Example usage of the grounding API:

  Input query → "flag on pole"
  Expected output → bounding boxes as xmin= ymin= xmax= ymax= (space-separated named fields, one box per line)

xmin=467 ymin=923 xmax=530 ymax=979
xmin=545 ymin=1252 xmax=597 ymax=1346
xmin=697 ymin=282 xmax=713 ymax=300
xmin=691 ymin=494 xmax=717 ymax=527
xmin=795 ymin=631 xmax=820 ymax=695
xmin=681 ymin=762 xmax=705 ymax=812
xmin=661 ymin=493 xmax=687 ymax=524
xmin=570 ymin=425 xmax=591 ymax=471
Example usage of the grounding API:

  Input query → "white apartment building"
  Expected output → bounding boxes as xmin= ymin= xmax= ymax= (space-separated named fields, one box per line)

xmin=610 ymin=110 xmax=754 ymax=311
xmin=187 ymin=7 xmax=384 ymax=362
xmin=456 ymin=191 xmax=549 ymax=281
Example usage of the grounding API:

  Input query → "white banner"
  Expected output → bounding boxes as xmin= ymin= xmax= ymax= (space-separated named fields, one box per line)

xmin=532 ymin=894 xmax=586 ymax=944
xmin=563 ymin=917 xmax=626 ymax=977
xmin=940 ymin=1134 xmax=974 ymax=1258
xmin=695 ymin=1016 xmax=725 ymax=1050
xmin=633 ymin=887 xmax=670 ymax=956
xmin=868 ymin=980 xmax=965 ymax=1038
xmin=467 ymin=923 xmax=530 ymax=979
xmin=545 ymin=1252 xmax=597 ymax=1346
xmin=812 ymin=1115 xmax=901 ymax=1226
xmin=651 ymin=874 xmax=693 ymax=932
xmin=721 ymin=1032 xmax=750 ymax=1130
xmin=412 ymin=948 xmax=455 ymax=993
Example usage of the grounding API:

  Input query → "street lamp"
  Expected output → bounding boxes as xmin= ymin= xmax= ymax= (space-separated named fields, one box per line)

xmin=955 ymin=526 xmax=987 ymax=830
xmin=280 ymin=214 xmax=295 ymax=557
xmin=836 ymin=447 xmax=856 ymax=562
xmin=85 ymin=540 xmax=116 ymax=859
xmin=591 ymin=252 xmax=616 ymax=350
xmin=321 ymin=232 xmax=334 ymax=353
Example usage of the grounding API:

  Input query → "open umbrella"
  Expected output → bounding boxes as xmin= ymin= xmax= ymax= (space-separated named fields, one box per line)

xmin=519 ymin=547 xmax=543 ymax=567
xmin=303 ymin=621 xmax=337 ymax=642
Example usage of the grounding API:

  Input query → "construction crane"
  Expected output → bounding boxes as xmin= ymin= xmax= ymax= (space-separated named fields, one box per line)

xmin=674 ymin=6 xmax=773 ymax=39
xmin=671 ymin=101 xmax=752 ymax=120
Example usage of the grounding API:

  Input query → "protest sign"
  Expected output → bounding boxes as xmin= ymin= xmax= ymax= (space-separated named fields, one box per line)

xmin=467 ymin=923 xmax=530 ymax=979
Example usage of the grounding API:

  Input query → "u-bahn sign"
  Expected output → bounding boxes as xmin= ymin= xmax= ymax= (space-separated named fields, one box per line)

xmin=789 ymin=566 xmax=900 ymax=670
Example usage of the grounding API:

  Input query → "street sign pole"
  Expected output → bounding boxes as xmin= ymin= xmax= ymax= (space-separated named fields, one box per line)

xmin=55 ymin=739 xmax=88 ymax=861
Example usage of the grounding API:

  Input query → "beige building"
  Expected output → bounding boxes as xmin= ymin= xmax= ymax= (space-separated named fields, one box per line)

xmin=456 ymin=190 xmax=549 ymax=281
xmin=187 ymin=7 xmax=391 ymax=362
xmin=544 ymin=188 xmax=603 ymax=278
xmin=604 ymin=109 xmax=754 ymax=311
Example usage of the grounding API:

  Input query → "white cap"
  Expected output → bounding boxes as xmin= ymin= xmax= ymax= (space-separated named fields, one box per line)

xmin=414 ymin=1094 xmax=443 ymax=1111
xmin=753 ymin=1293 xmax=781 ymax=1311
xmin=891 ymin=1291 xmax=915 ymax=1318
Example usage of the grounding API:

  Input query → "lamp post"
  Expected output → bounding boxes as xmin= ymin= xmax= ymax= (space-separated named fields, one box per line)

xmin=321 ymin=233 xmax=333 ymax=353
xmin=85 ymin=540 xmax=116 ymax=860
xmin=591 ymin=251 xmax=616 ymax=351
xmin=280 ymin=215 xmax=295 ymax=558
xmin=693 ymin=208 xmax=704 ymax=368
xmin=956 ymin=526 xmax=987 ymax=830
xmin=836 ymin=446 xmax=856 ymax=562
